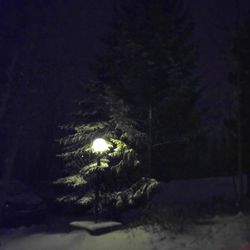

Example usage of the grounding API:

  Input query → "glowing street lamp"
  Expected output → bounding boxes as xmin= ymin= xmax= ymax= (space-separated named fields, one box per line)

xmin=91 ymin=138 xmax=109 ymax=222
xmin=92 ymin=138 xmax=109 ymax=153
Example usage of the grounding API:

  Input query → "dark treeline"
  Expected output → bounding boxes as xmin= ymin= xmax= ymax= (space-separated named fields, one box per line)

xmin=0 ymin=0 xmax=249 ymax=196
xmin=0 ymin=0 xmax=109 ymax=183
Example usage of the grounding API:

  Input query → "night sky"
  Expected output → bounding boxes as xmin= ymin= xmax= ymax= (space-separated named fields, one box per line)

xmin=1 ymin=0 xmax=250 ymax=119
xmin=1 ymin=0 xmax=250 ymax=180
xmin=1 ymin=0 xmax=248 ymax=125
xmin=190 ymin=0 xmax=250 ymax=127
xmin=64 ymin=0 xmax=250 ymax=128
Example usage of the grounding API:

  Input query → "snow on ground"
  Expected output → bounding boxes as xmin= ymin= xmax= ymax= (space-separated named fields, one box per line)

xmin=0 ymin=213 xmax=249 ymax=250
xmin=0 ymin=176 xmax=249 ymax=250
xmin=0 ymin=225 xmax=152 ymax=250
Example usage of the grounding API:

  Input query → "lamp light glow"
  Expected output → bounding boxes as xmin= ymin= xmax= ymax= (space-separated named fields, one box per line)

xmin=92 ymin=138 xmax=109 ymax=153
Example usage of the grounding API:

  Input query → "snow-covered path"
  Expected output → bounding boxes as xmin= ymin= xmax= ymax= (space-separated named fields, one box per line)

xmin=1 ymin=176 xmax=250 ymax=250
xmin=0 ymin=213 xmax=249 ymax=250
xmin=0 ymin=226 xmax=152 ymax=250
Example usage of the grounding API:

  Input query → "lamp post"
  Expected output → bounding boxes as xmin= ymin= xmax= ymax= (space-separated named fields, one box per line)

xmin=91 ymin=138 xmax=109 ymax=222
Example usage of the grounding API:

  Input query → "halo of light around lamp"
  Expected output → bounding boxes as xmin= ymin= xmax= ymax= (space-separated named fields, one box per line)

xmin=92 ymin=138 xmax=109 ymax=153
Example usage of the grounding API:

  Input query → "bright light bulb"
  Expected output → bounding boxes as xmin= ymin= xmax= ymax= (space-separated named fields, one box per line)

xmin=92 ymin=138 xmax=109 ymax=153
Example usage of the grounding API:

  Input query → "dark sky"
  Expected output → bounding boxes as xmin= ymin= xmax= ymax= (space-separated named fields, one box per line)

xmin=1 ymin=0 xmax=249 ymax=86
xmin=71 ymin=0 xmax=250 ymax=128
xmin=1 ymin=0 xmax=250 ymax=127
xmin=54 ymin=0 xmax=250 ymax=127
xmin=189 ymin=0 xmax=250 ymax=128
xmin=1 ymin=0 xmax=250 ymax=180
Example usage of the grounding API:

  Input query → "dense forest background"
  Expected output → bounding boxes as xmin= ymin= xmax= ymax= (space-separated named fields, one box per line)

xmin=0 ymin=0 xmax=249 ymax=195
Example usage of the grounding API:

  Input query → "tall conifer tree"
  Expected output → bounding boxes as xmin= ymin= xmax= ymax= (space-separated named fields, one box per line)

xmin=230 ymin=15 xmax=250 ymax=200
xmin=56 ymin=82 xmax=158 ymax=216
xmin=96 ymin=0 xmax=201 ymax=178
xmin=56 ymin=0 xmax=201 ymax=215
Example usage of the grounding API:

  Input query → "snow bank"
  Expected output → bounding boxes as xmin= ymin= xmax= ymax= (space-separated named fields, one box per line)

xmin=0 ymin=226 xmax=152 ymax=250
xmin=0 ymin=213 xmax=249 ymax=250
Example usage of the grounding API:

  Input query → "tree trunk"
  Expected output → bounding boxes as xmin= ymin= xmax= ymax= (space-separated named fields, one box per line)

xmin=247 ymin=172 xmax=250 ymax=198
xmin=237 ymin=110 xmax=244 ymax=208
xmin=0 ymin=128 xmax=21 ymax=225
xmin=147 ymin=104 xmax=152 ymax=177
xmin=0 ymin=83 xmax=11 ymax=121
xmin=0 ymin=53 xmax=18 ymax=225
xmin=0 ymin=53 xmax=17 ymax=121
xmin=234 ymin=5 xmax=244 ymax=205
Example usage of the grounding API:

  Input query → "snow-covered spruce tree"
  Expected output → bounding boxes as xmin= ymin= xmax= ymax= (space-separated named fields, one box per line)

xmin=95 ymin=0 xmax=202 ymax=179
xmin=55 ymin=82 xmax=159 ymax=217
xmin=229 ymin=14 xmax=250 ymax=201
